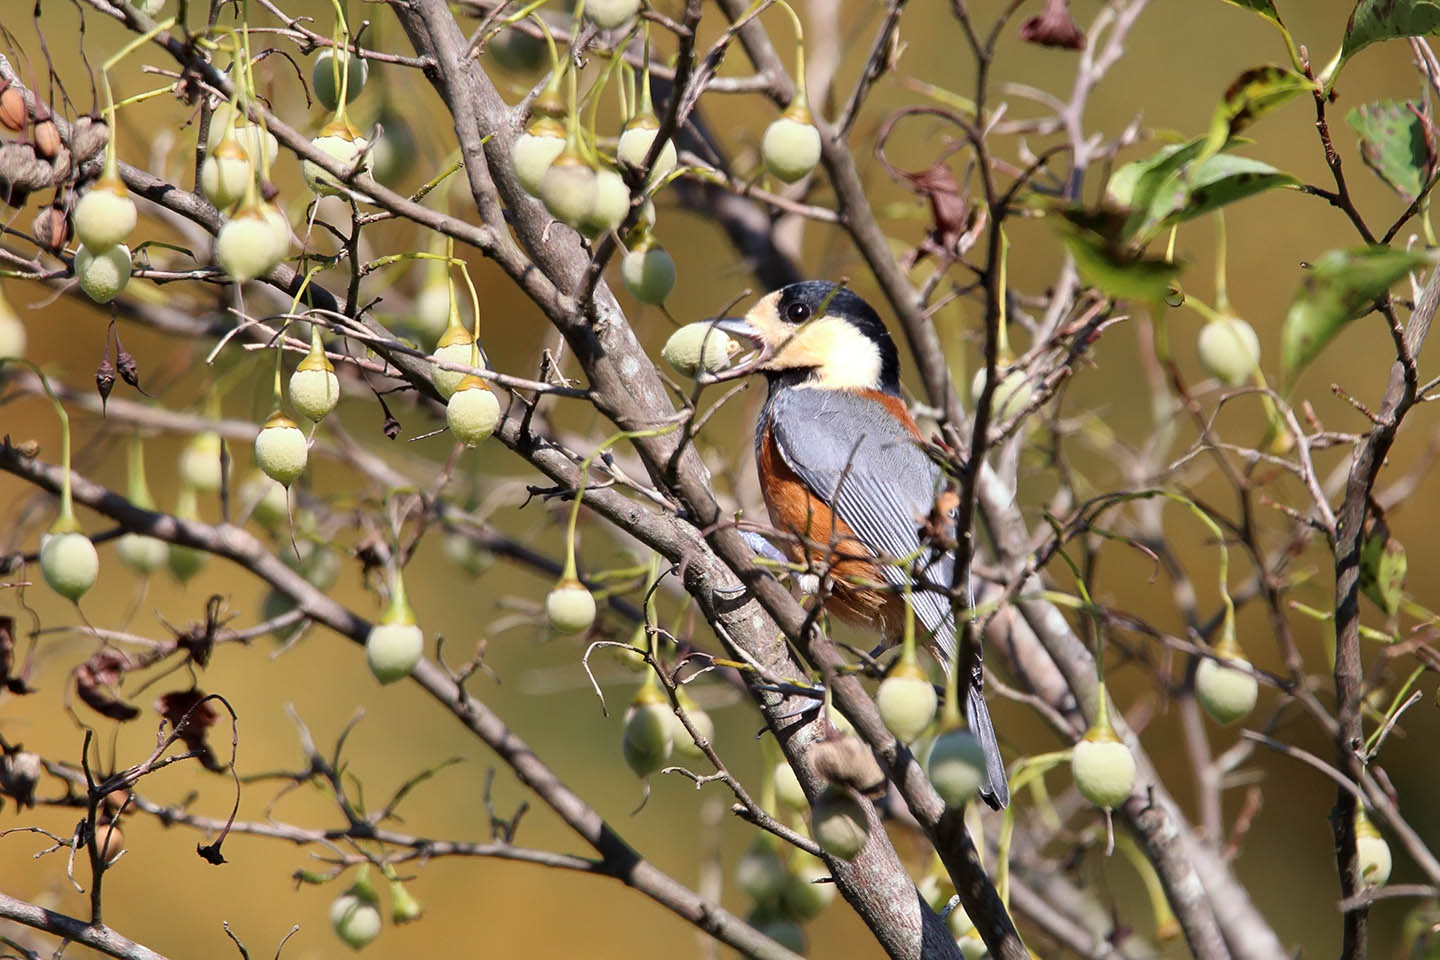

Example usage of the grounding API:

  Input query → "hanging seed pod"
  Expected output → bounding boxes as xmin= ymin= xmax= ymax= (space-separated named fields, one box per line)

xmin=621 ymin=230 xmax=675 ymax=305
xmin=366 ymin=572 xmax=423 ymax=684
xmin=179 ymin=431 xmax=224 ymax=493
xmin=762 ymin=103 xmax=822 ymax=184
xmin=215 ymin=202 xmax=288 ymax=281
xmin=1195 ymin=623 xmax=1259 ymax=725
xmin=73 ymin=175 xmax=137 ymax=250
xmin=74 ymin=243 xmax=131 ymax=304
xmin=40 ymin=530 xmax=100 ymax=601
xmin=545 ymin=577 xmax=596 ymax=634
xmin=32 ymin=204 xmax=70 ymax=254
xmin=312 ymin=50 xmax=369 ymax=112
xmin=330 ymin=867 xmax=382 ymax=950
xmin=1197 ymin=314 xmax=1261 ymax=387
xmin=33 ymin=119 xmax=62 ymax=160
xmin=446 ymin=375 xmax=501 ymax=446
xmin=876 ymin=658 xmax=938 ymax=744
xmin=253 ymin=411 xmax=308 ymax=487
xmin=513 ymin=115 xmax=566 ymax=197
xmin=429 ymin=320 xmax=476 ymax=400
xmin=578 ymin=165 xmax=630 ymax=239
xmin=735 ymin=833 xmax=787 ymax=902
xmin=1355 ymin=806 xmax=1392 ymax=889
xmin=811 ymin=785 xmax=869 ymax=860
xmin=289 ymin=331 xmax=341 ymax=422
xmin=927 ymin=728 xmax=987 ymax=808
xmin=539 ymin=149 xmax=598 ymax=227
xmin=617 ymin=114 xmax=678 ymax=187
xmin=1070 ymin=685 xmax=1136 ymax=810
xmin=585 ymin=0 xmax=640 ymax=29
xmin=621 ymin=679 xmax=674 ymax=777
xmin=0 ymin=83 xmax=25 ymax=133
xmin=303 ymin=119 xmax=371 ymax=197
xmin=201 ymin=134 xmax=253 ymax=210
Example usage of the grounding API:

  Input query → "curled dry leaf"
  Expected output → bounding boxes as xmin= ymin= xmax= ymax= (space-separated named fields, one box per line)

xmin=74 ymin=647 xmax=141 ymax=721
xmin=1019 ymin=0 xmax=1086 ymax=50
xmin=156 ymin=688 xmax=224 ymax=771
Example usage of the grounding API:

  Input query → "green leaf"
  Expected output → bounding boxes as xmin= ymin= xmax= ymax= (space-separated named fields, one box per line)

xmin=1341 ymin=0 xmax=1440 ymax=66
xmin=1202 ymin=65 xmax=1312 ymax=161
xmin=1360 ymin=531 xmax=1407 ymax=616
xmin=1056 ymin=207 xmax=1183 ymax=302
xmin=1109 ymin=141 xmax=1299 ymax=241
xmin=1220 ymin=0 xmax=1282 ymax=24
xmin=1280 ymin=246 xmax=1434 ymax=384
xmin=1347 ymin=100 xmax=1434 ymax=200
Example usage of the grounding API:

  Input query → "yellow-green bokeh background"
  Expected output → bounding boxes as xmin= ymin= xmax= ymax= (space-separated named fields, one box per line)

xmin=3 ymin=1 xmax=1439 ymax=957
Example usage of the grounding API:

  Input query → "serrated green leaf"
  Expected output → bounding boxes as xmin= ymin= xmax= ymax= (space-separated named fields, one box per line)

xmin=1347 ymin=100 xmax=1433 ymax=200
xmin=1280 ymin=246 xmax=1434 ymax=384
xmin=1202 ymin=65 xmax=1313 ymax=161
xmin=1221 ymin=0 xmax=1282 ymax=24
xmin=1056 ymin=207 xmax=1183 ymax=302
xmin=1360 ymin=532 xmax=1407 ymax=616
xmin=1342 ymin=0 xmax=1440 ymax=66
xmin=1110 ymin=141 xmax=1299 ymax=241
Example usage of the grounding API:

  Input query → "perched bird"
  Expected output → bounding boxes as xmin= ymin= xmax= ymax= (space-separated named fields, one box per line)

xmin=715 ymin=281 xmax=1009 ymax=809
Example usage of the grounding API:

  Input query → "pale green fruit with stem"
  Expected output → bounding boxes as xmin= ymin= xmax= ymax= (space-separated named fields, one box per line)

xmin=487 ymin=26 xmax=544 ymax=71
xmin=748 ymin=909 xmax=806 ymax=955
xmin=545 ymin=577 xmax=596 ymax=634
xmin=289 ymin=338 xmax=340 ymax=422
xmin=1195 ymin=654 xmax=1259 ymax=725
xmin=617 ymin=115 xmax=677 ymax=187
xmin=927 ymin=728 xmax=987 ymax=808
xmin=168 ymin=485 xmax=206 ymax=582
xmin=330 ymin=892 xmax=381 ymax=950
xmin=303 ymin=122 xmax=371 ymax=197
xmin=74 ymin=243 xmax=130 ymax=303
xmin=811 ymin=785 xmax=869 ymax=860
xmin=253 ymin=412 xmax=308 ymax=487
xmin=446 ymin=375 xmax=501 ymax=446
xmin=621 ymin=682 xmax=673 ymax=777
xmin=201 ymin=136 xmax=252 ymax=210
xmin=117 ymin=532 xmax=167 ymax=574
xmin=971 ymin=365 xmax=1033 ymax=422
xmin=621 ymin=234 xmax=676 ymax=305
xmin=876 ymin=660 xmax=938 ymax=744
xmin=668 ymin=687 xmax=713 ymax=761
xmin=243 ymin=472 xmax=290 ymax=528
xmin=216 ymin=205 xmax=287 ymax=281
xmin=1355 ymin=806 xmax=1392 ymax=889
xmin=312 ymin=50 xmax=368 ymax=112
xmin=1197 ymin=315 xmax=1260 ymax=388
xmin=1071 ymin=690 xmax=1136 ymax=810
xmin=179 ymin=432 xmax=224 ymax=493
xmin=512 ymin=118 xmax=566 ymax=196
xmin=73 ymin=176 xmax=136 ymax=251
xmin=762 ymin=105 xmax=822 ymax=183
xmin=40 ymin=530 xmax=99 ymax=601
xmin=366 ymin=574 xmax=423 ymax=684
xmin=540 ymin=151 xmax=598 ymax=226
xmin=579 ymin=166 xmax=630 ymax=239
xmin=773 ymin=761 xmax=807 ymax=811
xmin=429 ymin=323 xmax=477 ymax=399
xmin=206 ymin=104 xmax=278 ymax=169
xmin=662 ymin=323 xmax=740 ymax=377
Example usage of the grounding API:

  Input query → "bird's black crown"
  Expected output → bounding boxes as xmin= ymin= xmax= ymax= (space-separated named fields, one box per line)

xmin=775 ymin=282 xmax=901 ymax=394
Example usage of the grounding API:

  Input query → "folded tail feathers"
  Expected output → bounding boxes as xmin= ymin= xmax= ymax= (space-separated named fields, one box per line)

xmin=967 ymin=685 xmax=1010 ymax=810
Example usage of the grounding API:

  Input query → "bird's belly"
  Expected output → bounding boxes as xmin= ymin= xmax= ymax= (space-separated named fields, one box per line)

xmin=757 ymin=427 xmax=906 ymax=640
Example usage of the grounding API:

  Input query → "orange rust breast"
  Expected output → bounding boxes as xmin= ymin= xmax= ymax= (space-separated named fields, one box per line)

xmin=757 ymin=422 xmax=905 ymax=639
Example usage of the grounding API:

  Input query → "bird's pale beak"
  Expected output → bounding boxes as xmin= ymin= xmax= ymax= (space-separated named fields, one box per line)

xmin=706 ymin=316 xmax=763 ymax=345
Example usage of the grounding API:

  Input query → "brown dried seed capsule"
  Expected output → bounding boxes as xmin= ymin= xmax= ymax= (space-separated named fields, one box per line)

xmin=0 ymin=83 xmax=24 ymax=132
xmin=69 ymin=116 xmax=109 ymax=164
xmin=32 ymin=204 xmax=70 ymax=252
xmin=49 ymin=146 xmax=71 ymax=182
xmin=33 ymin=120 xmax=61 ymax=159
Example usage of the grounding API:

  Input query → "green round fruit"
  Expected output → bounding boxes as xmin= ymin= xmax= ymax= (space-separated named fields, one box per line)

xmin=621 ymin=243 xmax=676 ymax=305
xmin=546 ymin=578 xmax=597 ymax=634
xmin=116 ymin=532 xmax=168 ymax=574
xmin=735 ymin=837 xmax=787 ymax=902
xmin=73 ymin=178 xmax=136 ymax=251
xmin=617 ymin=119 xmax=677 ymax=187
xmin=303 ymin=131 xmax=371 ymax=196
xmin=446 ymin=376 xmax=501 ymax=446
xmin=40 ymin=530 xmax=99 ymax=601
xmin=774 ymin=760 xmax=807 ymax=811
xmin=429 ymin=340 xmax=475 ymax=400
xmin=661 ymin=323 xmax=739 ymax=377
xmin=579 ymin=166 xmax=630 ymax=239
xmin=585 ymin=0 xmax=641 ymax=29
xmin=811 ymin=785 xmax=869 ymax=860
xmin=540 ymin=153 xmax=598 ymax=226
xmin=1195 ymin=654 xmax=1259 ymax=725
xmin=1071 ymin=735 xmax=1136 ymax=810
xmin=927 ymin=728 xmax=987 ymax=808
xmin=312 ymin=50 xmax=368 ymax=112
xmin=621 ymin=701 xmax=674 ymax=777
xmin=216 ymin=209 xmax=284 ymax=281
xmin=762 ymin=115 xmax=822 ymax=183
xmin=1197 ymin=315 xmax=1260 ymax=388
xmin=669 ymin=701 xmax=714 ymax=761
xmin=74 ymin=243 xmax=131 ymax=303
xmin=201 ymin=137 xmax=253 ymax=210
xmin=971 ymin=366 xmax=1034 ymax=422
xmin=179 ymin=433 xmax=224 ymax=493
xmin=330 ymin=893 xmax=381 ymax=950
xmin=366 ymin=621 xmax=423 ymax=684
xmin=876 ymin=669 xmax=938 ymax=744
xmin=289 ymin=366 xmax=341 ymax=422
xmin=512 ymin=125 xmax=566 ymax=196
xmin=253 ymin=413 xmax=308 ymax=487
xmin=413 ymin=279 xmax=460 ymax=341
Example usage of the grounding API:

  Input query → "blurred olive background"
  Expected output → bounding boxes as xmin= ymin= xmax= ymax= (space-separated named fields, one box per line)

xmin=2 ymin=0 xmax=1438 ymax=957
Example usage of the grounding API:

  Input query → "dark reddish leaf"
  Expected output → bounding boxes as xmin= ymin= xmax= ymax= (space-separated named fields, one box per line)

xmin=156 ymin=689 xmax=223 ymax=771
xmin=74 ymin=648 xmax=140 ymax=721
xmin=1020 ymin=0 xmax=1086 ymax=50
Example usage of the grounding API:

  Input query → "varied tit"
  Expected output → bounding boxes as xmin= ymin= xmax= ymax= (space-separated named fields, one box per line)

xmin=714 ymin=281 xmax=1009 ymax=809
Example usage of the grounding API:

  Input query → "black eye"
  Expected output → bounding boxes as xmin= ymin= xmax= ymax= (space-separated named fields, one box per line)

xmin=784 ymin=301 xmax=812 ymax=324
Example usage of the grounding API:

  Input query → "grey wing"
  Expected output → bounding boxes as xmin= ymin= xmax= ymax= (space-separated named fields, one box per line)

xmin=767 ymin=389 xmax=959 ymax=660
